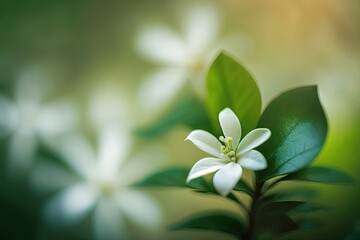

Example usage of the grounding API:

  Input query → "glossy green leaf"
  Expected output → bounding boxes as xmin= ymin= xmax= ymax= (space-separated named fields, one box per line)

xmin=234 ymin=179 xmax=253 ymax=196
xmin=282 ymin=166 xmax=356 ymax=184
xmin=170 ymin=211 xmax=244 ymax=237
xmin=256 ymin=86 xmax=328 ymax=182
xmin=206 ymin=53 xmax=261 ymax=135
xmin=135 ymin=96 xmax=212 ymax=138
xmin=133 ymin=167 xmax=210 ymax=192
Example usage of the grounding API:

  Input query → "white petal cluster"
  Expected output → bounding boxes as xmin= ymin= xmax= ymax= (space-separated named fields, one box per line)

xmin=136 ymin=6 xmax=220 ymax=109
xmin=186 ymin=108 xmax=271 ymax=196
xmin=0 ymin=69 xmax=77 ymax=173
xmin=30 ymin=126 xmax=162 ymax=240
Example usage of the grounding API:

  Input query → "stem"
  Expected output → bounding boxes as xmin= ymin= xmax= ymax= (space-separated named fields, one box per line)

xmin=244 ymin=181 xmax=264 ymax=240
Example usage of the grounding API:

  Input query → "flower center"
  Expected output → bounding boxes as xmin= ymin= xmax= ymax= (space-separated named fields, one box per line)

xmin=219 ymin=136 xmax=237 ymax=162
xmin=187 ymin=57 xmax=206 ymax=76
xmin=96 ymin=179 xmax=115 ymax=197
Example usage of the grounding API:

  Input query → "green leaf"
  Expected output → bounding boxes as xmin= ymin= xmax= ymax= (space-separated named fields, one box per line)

xmin=258 ymin=201 xmax=304 ymax=214
xmin=255 ymin=212 xmax=298 ymax=235
xmin=133 ymin=167 xmax=210 ymax=192
xmin=135 ymin=96 xmax=212 ymax=138
xmin=256 ymin=86 xmax=328 ymax=182
xmin=281 ymin=166 xmax=356 ymax=184
xmin=206 ymin=53 xmax=261 ymax=135
xmin=264 ymin=188 xmax=317 ymax=202
xmin=290 ymin=203 xmax=329 ymax=214
xmin=170 ymin=211 xmax=244 ymax=237
xmin=234 ymin=179 xmax=253 ymax=196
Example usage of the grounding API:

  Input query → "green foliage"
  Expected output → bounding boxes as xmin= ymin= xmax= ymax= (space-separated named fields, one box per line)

xmin=170 ymin=212 xmax=245 ymax=238
xmin=136 ymin=55 xmax=355 ymax=240
xmin=206 ymin=53 xmax=261 ymax=135
xmin=234 ymin=179 xmax=253 ymax=196
xmin=281 ymin=166 xmax=356 ymax=184
xmin=136 ymin=96 xmax=212 ymax=138
xmin=256 ymin=86 xmax=328 ymax=182
xmin=133 ymin=167 xmax=210 ymax=192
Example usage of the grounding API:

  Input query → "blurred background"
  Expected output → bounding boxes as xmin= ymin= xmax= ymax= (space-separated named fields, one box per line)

xmin=0 ymin=0 xmax=359 ymax=239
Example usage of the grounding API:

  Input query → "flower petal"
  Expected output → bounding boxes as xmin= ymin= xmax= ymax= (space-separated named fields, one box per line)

xmin=117 ymin=190 xmax=162 ymax=229
xmin=185 ymin=130 xmax=222 ymax=158
xmin=59 ymin=134 xmax=97 ymax=180
xmin=219 ymin=108 xmax=241 ymax=149
xmin=8 ymin=131 xmax=37 ymax=174
xmin=30 ymin=161 xmax=80 ymax=193
xmin=93 ymin=198 xmax=124 ymax=240
xmin=139 ymin=68 xmax=186 ymax=110
xmin=186 ymin=157 xmax=226 ymax=183
xmin=136 ymin=25 xmax=186 ymax=64
xmin=238 ymin=150 xmax=267 ymax=171
xmin=213 ymin=162 xmax=242 ymax=196
xmin=98 ymin=126 xmax=130 ymax=179
xmin=237 ymin=128 xmax=271 ymax=155
xmin=43 ymin=184 xmax=97 ymax=228
xmin=0 ymin=95 xmax=18 ymax=137
xmin=183 ymin=6 xmax=219 ymax=55
xmin=36 ymin=100 xmax=77 ymax=137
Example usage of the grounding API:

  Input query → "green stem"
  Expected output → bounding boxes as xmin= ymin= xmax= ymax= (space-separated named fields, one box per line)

xmin=244 ymin=181 xmax=264 ymax=240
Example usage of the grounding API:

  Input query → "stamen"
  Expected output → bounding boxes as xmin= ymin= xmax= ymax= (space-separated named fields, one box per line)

xmin=219 ymin=136 xmax=225 ymax=142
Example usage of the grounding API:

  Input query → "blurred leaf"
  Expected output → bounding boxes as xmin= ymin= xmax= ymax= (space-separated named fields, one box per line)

xmin=281 ymin=167 xmax=356 ymax=184
xmin=258 ymin=201 xmax=304 ymax=214
xmin=290 ymin=203 xmax=329 ymax=214
xmin=256 ymin=86 xmax=328 ymax=182
xmin=296 ymin=220 xmax=323 ymax=231
xmin=135 ymin=96 xmax=212 ymax=138
xmin=170 ymin=211 xmax=244 ymax=238
xmin=206 ymin=53 xmax=261 ymax=135
xmin=255 ymin=212 xmax=298 ymax=235
xmin=133 ymin=167 xmax=210 ymax=192
xmin=234 ymin=179 xmax=253 ymax=196
xmin=264 ymin=188 xmax=317 ymax=202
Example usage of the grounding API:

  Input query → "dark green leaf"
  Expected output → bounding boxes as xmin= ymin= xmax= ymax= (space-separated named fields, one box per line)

xmin=258 ymin=201 xmax=304 ymax=214
xmin=296 ymin=220 xmax=323 ymax=230
xmin=135 ymin=96 xmax=212 ymax=138
xmin=257 ymin=86 xmax=328 ymax=182
xmin=264 ymin=188 xmax=317 ymax=202
xmin=234 ymin=179 xmax=253 ymax=196
xmin=255 ymin=212 xmax=298 ymax=234
xmin=281 ymin=166 xmax=356 ymax=184
xmin=170 ymin=211 xmax=244 ymax=237
xmin=290 ymin=203 xmax=329 ymax=214
xmin=133 ymin=167 xmax=210 ymax=192
xmin=206 ymin=53 xmax=261 ymax=135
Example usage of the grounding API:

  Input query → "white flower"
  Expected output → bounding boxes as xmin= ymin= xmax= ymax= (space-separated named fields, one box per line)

xmin=186 ymin=108 xmax=271 ymax=196
xmin=30 ymin=126 xmax=162 ymax=240
xmin=0 ymin=68 xmax=77 ymax=173
xmin=136 ymin=6 xmax=221 ymax=109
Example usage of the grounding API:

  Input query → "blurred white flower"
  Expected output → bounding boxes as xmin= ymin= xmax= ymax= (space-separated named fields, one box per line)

xmin=186 ymin=108 xmax=271 ymax=196
xmin=136 ymin=6 xmax=221 ymax=109
xmin=0 ymin=68 xmax=77 ymax=173
xmin=30 ymin=127 xmax=162 ymax=240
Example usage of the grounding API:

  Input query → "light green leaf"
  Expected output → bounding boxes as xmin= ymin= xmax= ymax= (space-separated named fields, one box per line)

xmin=133 ymin=167 xmax=210 ymax=192
xmin=170 ymin=211 xmax=245 ymax=238
xmin=281 ymin=166 xmax=356 ymax=184
xmin=135 ymin=96 xmax=212 ymax=138
xmin=256 ymin=86 xmax=328 ymax=182
xmin=206 ymin=53 xmax=261 ymax=135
